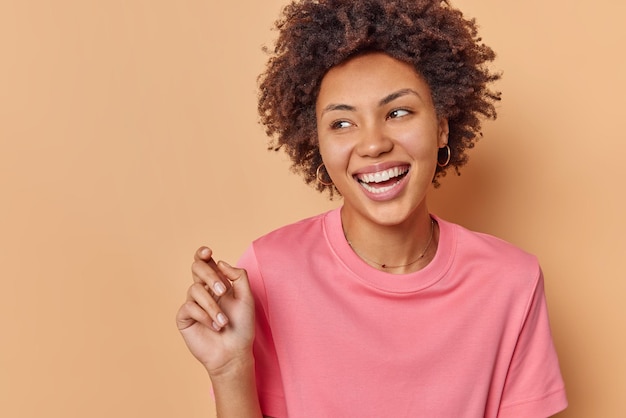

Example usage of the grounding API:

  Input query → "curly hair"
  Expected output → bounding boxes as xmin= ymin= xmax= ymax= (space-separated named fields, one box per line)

xmin=258 ymin=0 xmax=501 ymax=194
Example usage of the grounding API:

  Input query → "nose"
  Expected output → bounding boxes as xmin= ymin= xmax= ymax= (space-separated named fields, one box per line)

xmin=355 ymin=124 xmax=394 ymax=158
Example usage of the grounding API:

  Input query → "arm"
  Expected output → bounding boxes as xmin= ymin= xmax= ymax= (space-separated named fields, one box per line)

xmin=211 ymin=354 xmax=262 ymax=418
xmin=176 ymin=247 xmax=263 ymax=418
xmin=498 ymin=270 xmax=567 ymax=417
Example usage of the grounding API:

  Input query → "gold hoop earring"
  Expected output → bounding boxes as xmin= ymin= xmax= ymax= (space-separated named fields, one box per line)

xmin=316 ymin=163 xmax=333 ymax=186
xmin=437 ymin=145 xmax=451 ymax=167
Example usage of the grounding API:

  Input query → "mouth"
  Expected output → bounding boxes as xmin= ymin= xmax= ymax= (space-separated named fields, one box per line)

xmin=354 ymin=166 xmax=410 ymax=194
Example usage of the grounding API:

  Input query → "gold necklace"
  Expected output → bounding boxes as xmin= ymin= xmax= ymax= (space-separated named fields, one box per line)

xmin=347 ymin=219 xmax=435 ymax=269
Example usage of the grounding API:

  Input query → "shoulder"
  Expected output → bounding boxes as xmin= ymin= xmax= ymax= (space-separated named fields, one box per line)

xmin=441 ymin=217 xmax=537 ymax=264
xmin=437 ymin=217 xmax=541 ymax=288
xmin=237 ymin=210 xmax=335 ymax=271
xmin=252 ymin=210 xmax=333 ymax=250
xmin=237 ymin=210 xmax=337 ymax=299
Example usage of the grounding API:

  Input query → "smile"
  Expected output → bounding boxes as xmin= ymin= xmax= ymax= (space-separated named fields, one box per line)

xmin=355 ymin=166 xmax=409 ymax=194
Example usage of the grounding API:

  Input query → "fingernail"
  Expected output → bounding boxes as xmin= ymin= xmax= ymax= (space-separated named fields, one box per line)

xmin=217 ymin=313 xmax=228 ymax=326
xmin=213 ymin=282 xmax=226 ymax=295
xmin=212 ymin=321 xmax=221 ymax=331
xmin=201 ymin=248 xmax=209 ymax=257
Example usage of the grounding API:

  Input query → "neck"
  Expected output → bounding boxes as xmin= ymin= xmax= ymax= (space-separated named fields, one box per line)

xmin=341 ymin=207 xmax=438 ymax=274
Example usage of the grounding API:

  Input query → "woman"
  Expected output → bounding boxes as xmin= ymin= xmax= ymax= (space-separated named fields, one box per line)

xmin=176 ymin=0 xmax=568 ymax=416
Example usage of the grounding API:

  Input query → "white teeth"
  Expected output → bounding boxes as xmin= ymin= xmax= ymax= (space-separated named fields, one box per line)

xmin=356 ymin=166 xmax=409 ymax=194
xmin=360 ymin=180 xmax=401 ymax=194
xmin=357 ymin=167 xmax=407 ymax=184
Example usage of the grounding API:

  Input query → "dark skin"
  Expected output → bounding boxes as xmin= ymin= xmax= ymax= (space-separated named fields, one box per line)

xmin=178 ymin=1 xmax=502 ymax=415
xmin=176 ymin=51 xmax=448 ymax=417
xmin=176 ymin=247 xmax=263 ymax=417
xmin=258 ymin=0 xmax=500 ymax=195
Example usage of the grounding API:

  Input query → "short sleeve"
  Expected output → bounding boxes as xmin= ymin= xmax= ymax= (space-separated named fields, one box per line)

xmin=498 ymin=270 xmax=568 ymax=417
xmin=238 ymin=245 xmax=288 ymax=418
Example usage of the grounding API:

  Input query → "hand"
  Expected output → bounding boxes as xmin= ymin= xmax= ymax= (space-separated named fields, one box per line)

xmin=176 ymin=247 xmax=255 ymax=376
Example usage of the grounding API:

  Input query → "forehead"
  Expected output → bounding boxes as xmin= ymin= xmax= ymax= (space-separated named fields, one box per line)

xmin=316 ymin=52 xmax=433 ymax=107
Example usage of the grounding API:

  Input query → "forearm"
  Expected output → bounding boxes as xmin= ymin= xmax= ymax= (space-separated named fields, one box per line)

xmin=209 ymin=355 xmax=263 ymax=418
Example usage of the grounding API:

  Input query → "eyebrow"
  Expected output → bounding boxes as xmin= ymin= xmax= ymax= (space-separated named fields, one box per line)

xmin=379 ymin=88 xmax=421 ymax=106
xmin=320 ymin=88 xmax=421 ymax=116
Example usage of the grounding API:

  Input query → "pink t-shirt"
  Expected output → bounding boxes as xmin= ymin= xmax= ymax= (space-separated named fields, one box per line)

xmin=238 ymin=208 xmax=567 ymax=417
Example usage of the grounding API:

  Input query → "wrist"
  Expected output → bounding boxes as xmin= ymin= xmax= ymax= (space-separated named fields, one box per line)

xmin=206 ymin=350 xmax=255 ymax=381
xmin=208 ymin=351 xmax=263 ymax=417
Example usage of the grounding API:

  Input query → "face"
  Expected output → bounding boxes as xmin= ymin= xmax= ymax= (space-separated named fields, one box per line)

xmin=316 ymin=52 xmax=448 ymax=229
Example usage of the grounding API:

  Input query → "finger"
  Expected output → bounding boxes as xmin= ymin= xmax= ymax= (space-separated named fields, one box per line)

xmin=194 ymin=246 xmax=212 ymax=262
xmin=207 ymin=257 xmax=232 ymax=286
xmin=176 ymin=300 xmax=213 ymax=331
xmin=192 ymin=257 xmax=232 ymax=297
xmin=187 ymin=282 xmax=229 ymax=329
xmin=217 ymin=261 xmax=253 ymax=304
xmin=193 ymin=247 xmax=231 ymax=284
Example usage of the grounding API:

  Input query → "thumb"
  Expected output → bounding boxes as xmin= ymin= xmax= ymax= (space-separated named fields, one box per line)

xmin=217 ymin=261 xmax=253 ymax=302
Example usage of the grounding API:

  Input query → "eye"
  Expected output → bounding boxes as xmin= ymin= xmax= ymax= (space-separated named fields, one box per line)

xmin=387 ymin=108 xmax=411 ymax=119
xmin=330 ymin=120 xmax=354 ymax=130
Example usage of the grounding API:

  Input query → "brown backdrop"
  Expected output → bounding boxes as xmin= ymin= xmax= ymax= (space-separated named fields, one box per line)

xmin=1 ymin=0 xmax=624 ymax=416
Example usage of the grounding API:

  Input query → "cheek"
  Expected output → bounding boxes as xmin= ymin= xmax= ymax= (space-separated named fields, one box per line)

xmin=396 ymin=130 xmax=439 ymax=159
xmin=318 ymin=136 xmax=351 ymax=170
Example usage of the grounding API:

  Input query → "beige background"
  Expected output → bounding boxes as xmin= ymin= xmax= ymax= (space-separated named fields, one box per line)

xmin=1 ymin=0 xmax=624 ymax=417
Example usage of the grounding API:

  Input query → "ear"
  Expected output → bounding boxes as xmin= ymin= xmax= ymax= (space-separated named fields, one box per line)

xmin=437 ymin=118 xmax=449 ymax=148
